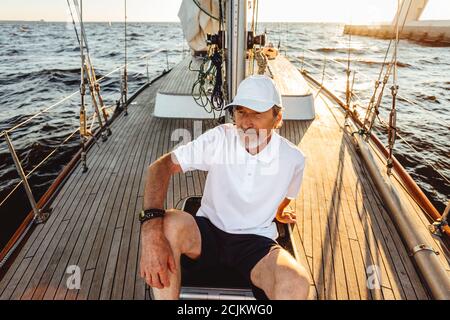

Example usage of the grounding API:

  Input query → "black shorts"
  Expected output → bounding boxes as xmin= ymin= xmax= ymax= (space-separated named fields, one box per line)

xmin=180 ymin=216 xmax=281 ymax=299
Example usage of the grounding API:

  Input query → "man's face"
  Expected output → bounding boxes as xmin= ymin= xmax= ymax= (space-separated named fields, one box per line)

xmin=234 ymin=105 xmax=281 ymax=150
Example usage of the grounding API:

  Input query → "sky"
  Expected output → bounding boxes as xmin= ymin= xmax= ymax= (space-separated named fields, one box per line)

xmin=0 ymin=0 xmax=448 ymax=23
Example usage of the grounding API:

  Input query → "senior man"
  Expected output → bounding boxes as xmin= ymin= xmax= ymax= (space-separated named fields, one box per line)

xmin=139 ymin=75 xmax=310 ymax=300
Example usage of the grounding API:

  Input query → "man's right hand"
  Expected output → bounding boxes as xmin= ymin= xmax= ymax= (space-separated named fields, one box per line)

xmin=140 ymin=219 xmax=177 ymax=289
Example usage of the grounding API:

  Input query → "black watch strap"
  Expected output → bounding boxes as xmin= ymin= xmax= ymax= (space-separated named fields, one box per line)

xmin=139 ymin=208 xmax=165 ymax=224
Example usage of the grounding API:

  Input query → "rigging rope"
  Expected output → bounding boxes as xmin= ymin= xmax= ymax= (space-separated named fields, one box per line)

xmin=69 ymin=0 xmax=110 ymax=138
xmin=345 ymin=26 xmax=353 ymax=123
xmin=249 ymin=0 xmax=260 ymax=75
xmin=75 ymin=0 xmax=88 ymax=171
xmin=362 ymin=0 xmax=412 ymax=137
xmin=73 ymin=0 xmax=94 ymax=64
xmin=190 ymin=46 xmax=224 ymax=117
xmin=300 ymin=47 xmax=449 ymax=128
xmin=255 ymin=49 xmax=268 ymax=75
xmin=374 ymin=115 xmax=450 ymax=185
xmin=121 ymin=0 xmax=129 ymax=115
xmin=218 ymin=0 xmax=224 ymax=30
xmin=304 ymin=56 xmax=450 ymax=186
xmin=189 ymin=0 xmax=226 ymax=121
xmin=192 ymin=0 xmax=219 ymax=21
xmin=255 ymin=0 xmax=259 ymax=36
xmin=210 ymin=49 xmax=225 ymax=110
xmin=386 ymin=0 xmax=402 ymax=174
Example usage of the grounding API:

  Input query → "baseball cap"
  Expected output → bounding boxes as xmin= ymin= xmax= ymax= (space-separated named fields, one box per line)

xmin=225 ymin=75 xmax=282 ymax=112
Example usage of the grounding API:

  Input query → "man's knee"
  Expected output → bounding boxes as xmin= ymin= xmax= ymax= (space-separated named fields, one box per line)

xmin=162 ymin=209 xmax=200 ymax=256
xmin=251 ymin=249 xmax=310 ymax=300
xmin=162 ymin=209 xmax=192 ymax=244
xmin=274 ymin=264 xmax=310 ymax=299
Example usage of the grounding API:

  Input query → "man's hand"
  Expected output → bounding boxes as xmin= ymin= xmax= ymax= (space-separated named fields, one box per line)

xmin=140 ymin=220 xmax=176 ymax=289
xmin=140 ymin=153 xmax=182 ymax=289
xmin=276 ymin=206 xmax=297 ymax=224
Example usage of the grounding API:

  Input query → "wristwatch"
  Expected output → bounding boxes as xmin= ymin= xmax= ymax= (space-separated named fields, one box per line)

xmin=139 ymin=208 xmax=165 ymax=224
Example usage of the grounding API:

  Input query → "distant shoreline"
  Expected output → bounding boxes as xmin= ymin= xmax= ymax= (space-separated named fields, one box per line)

xmin=0 ymin=19 xmax=345 ymax=24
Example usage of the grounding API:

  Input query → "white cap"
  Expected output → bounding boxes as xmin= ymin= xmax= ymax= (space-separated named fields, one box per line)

xmin=225 ymin=75 xmax=282 ymax=112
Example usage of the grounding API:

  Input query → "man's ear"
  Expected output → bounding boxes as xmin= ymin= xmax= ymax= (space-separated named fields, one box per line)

xmin=274 ymin=112 xmax=283 ymax=129
xmin=228 ymin=108 xmax=236 ymax=124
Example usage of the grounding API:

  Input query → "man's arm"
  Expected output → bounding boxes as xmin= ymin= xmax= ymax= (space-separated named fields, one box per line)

xmin=142 ymin=152 xmax=182 ymax=231
xmin=276 ymin=197 xmax=296 ymax=224
xmin=140 ymin=152 xmax=182 ymax=289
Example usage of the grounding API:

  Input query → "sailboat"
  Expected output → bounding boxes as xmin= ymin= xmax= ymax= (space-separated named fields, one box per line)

xmin=0 ymin=0 xmax=448 ymax=300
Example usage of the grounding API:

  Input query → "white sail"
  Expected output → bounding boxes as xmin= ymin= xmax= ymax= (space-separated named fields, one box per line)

xmin=178 ymin=0 xmax=221 ymax=52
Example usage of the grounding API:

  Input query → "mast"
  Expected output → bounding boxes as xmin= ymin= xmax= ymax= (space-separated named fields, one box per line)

xmin=226 ymin=0 xmax=247 ymax=101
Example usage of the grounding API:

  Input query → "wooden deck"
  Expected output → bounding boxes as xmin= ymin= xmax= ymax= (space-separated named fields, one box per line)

xmin=160 ymin=55 xmax=312 ymax=97
xmin=159 ymin=56 xmax=202 ymax=95
xmin=267 ymin=55 xmax=312 ymax=96
xmin=0 ymin=60 xmax=448 ymax=300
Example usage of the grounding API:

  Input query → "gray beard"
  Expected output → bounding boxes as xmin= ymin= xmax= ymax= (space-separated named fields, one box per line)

xmin=237 ymin=128 xmax=271 ymax=151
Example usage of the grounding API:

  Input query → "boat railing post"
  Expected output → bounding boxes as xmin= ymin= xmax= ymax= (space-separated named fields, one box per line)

xmin=320 ymin=57 xmax=327 ymax=87
xmin=146 ymin=56 xmax=150 ymax=83
xmin=165 ymin=50 xmax=170 ymax=71
xmin=3 ymin=131 xmax=48 ymax=224
xmin=300 ymin=49 xmax=305 ymax=72
xmin=123 ymin=0 xmax=128 ymax=115
xmin=442 ymin=201 xmax=450 ymax=223
xmin=429 ymin=200 xmax=450 ymax=236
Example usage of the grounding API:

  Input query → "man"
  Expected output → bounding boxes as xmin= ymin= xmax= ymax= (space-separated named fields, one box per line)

xmin=139 ymin=75 xmax=310 ymax=300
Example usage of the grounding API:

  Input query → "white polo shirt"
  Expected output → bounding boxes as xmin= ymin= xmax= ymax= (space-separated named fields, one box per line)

xmin=172 ymin=123 xmax=305 ymax=239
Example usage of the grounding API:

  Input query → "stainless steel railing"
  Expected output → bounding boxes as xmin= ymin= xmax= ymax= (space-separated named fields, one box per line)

xmin=0 ymin=48 xmax=170 ymax=225
xmin=291 ymin=48 xmax=449 ymax=216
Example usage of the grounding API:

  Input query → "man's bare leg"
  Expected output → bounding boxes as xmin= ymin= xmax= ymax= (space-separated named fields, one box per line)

xmin=150 ymin=248 xmax=182 ymax=299
xmin=250 ymin=248 xmax=311 ymax=300
xmin=148 ymin=209 xmax=201 ymax=300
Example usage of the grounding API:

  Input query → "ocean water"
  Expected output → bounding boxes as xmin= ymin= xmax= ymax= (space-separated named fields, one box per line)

xmin=0 ymin=21 xmax=448 ymax=250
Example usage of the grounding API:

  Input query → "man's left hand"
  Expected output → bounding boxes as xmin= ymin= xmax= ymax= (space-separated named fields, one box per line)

xmin=276 ymin=207 xmax=297 ymax=224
